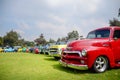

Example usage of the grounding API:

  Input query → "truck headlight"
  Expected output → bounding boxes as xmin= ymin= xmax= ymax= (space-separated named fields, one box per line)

xmin=57 ymin=48 xmax=62 ymax=53
xmin=81 ymin=49 xmax=87 ymax=56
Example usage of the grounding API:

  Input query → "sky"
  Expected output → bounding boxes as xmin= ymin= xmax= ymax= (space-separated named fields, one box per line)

xmin=0 ymin=0 xmax=120 ymax=41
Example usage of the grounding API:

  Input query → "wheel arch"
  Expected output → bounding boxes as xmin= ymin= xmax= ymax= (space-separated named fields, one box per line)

xmin=91 ymin=55 xmax=109 ymax=73
xmin=87 ymin=47 xmax=114 ymax=69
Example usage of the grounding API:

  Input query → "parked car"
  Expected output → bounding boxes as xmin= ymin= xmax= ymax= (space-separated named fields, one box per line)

xmin=18 ymin=48 xmax=22 ymax=52
xmin=34 ymin=46 xmax=40 ymax=54
xmin=60 ymin=26 xmax=120 ymax=73
xmin=14 ymin=46 xmax=21 ymax=52
xmin=43 ymin=43 xmax=55 ymax=55
xmin=26 ymin=47 xmax=29 ymax=53
xmin=22 ymin=47 xmax=27 ymax=52
xmin=34 ymin=45 xmax=44 ymax=54
xmin=0 ymin=47 xmax=3 ymax=52
xmin=39 ymin=45 xmax=44 ymax=54
xmin=29 ymin=47 xmax=34 ymax=53
xmin=49 ymin=41 xmax=67 ymax=59
xmin=4 ymin=47 xmax=15 ymax=52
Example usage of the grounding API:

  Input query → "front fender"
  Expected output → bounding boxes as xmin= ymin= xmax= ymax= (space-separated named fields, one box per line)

xmin=86 ymin=47 xmax=115 ymax=69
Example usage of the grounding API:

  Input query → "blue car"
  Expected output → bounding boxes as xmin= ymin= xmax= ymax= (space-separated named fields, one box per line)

xmin=4 ymin=47 xmax=15 ymax=52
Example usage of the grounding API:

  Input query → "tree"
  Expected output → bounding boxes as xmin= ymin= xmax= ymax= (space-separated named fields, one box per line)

xmin=0 ymin=36 xmax=3 ymax=46
xmin=56 ymin=30 xmax=80 ymax=42
xmin=17 ymin=39 xmax=25 ymax=46
xmin=57 ymin=37 xmax=67 ymax=42
xmin=57 ymin=38 xmax=61 ymax=42
xmin=109 ymin=18 xmax=120 ymax=27
xmin=34 ymin=34 xmax=46 ymax=45
xmin=3 ymin=30 xmax=21 ymax=46
xmin=23 ymin=41 xmax=34 ymax=46
xmin=67 ymin=30 xmax=79 ymax=40
xmin=61 ymin=37 xmax=67 ymax=42
xmin=49 ymin=38 xmax=55 ymax=43
xmin=118 ymin=8 xmax=120 ymax=17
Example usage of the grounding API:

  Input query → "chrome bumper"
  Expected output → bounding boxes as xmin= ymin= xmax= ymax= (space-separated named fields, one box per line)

xmin=49 ymin=52 xmax=61 ymax=57
xmin=59 ymin=60 xmax=88 ymax=70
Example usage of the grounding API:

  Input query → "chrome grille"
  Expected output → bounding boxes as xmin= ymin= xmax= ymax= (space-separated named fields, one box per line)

xmin=61 ymin=51 xmax=82 ymax=65
xmin=49 ymin=48 xmax=58 ymax=53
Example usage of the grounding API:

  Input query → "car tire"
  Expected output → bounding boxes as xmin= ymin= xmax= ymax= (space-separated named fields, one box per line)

xmin=93 ymin=56 xmax=108 ymax=73
xmin=54 ymin=57 xmax=60 ymax=60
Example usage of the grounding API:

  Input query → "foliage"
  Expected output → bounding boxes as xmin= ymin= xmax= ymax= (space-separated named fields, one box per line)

xmin=3 ymin=30 xmax=21 ymax=46
xmin=34 ymin=34 xmax=46 ymax=45
xmin=17 ymin=39 xmax=25 ymax=46
xmin=67 ymin=30 xmax=79 ymax=40
xmin=109 ymin=18 xmax=120 ymax=27
xmin=57 ymin=30 xmax=79 ymax=42
xmin=0 ymin=53 xmax=120 ymax=80
xmin=57 ymin=37 xmax=67 ymax=42
xmin=49 ymin=38 xmax=55 ymax=43
xmin=0 ymin=36 xmax=3 ymax=46
xmin=2 ymin=30 xmax=79 ymax=46
xmin=23 ymin=41 xmax=34 ymax=46
xmin=118 ymin=8 xmax=120 ymax=17
xmin=57 ymin=38 xmax=61 ymax=42
xmin=0 ymin=30 xmax=34 ymax=47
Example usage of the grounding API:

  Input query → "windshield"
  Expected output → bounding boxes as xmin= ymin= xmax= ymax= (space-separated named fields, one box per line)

xmin=87 ymin=29 xmax=110 ymax=39
xmin=56 ymin=42 xmax=66 ymax=45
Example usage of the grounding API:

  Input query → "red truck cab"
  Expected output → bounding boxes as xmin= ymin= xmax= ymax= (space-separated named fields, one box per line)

xmin=60 ymin=26 xmax=120 ymax=73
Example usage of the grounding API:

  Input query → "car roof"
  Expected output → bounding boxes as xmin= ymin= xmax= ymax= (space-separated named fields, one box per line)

xmin=90 ymin=26 xmax=120 ymax=32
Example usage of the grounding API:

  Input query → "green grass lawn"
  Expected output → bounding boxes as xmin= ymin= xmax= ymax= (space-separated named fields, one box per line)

xmin=0 ymin=53 xmax=120 ymax=80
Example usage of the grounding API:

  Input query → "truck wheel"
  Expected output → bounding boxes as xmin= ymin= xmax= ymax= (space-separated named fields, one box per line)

xmin=54 ymin=57 xmax=60 ymax=60
xmin=93 ymin=56 xmax=108 ymax=73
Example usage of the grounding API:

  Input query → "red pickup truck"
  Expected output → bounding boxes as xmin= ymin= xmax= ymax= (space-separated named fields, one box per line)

xmin=60 ymin=26 xmax=120 ymax=73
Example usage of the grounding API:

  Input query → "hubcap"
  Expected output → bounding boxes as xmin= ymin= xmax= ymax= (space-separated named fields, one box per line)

xmin=95 ymin=57 xmax=107 ymax=72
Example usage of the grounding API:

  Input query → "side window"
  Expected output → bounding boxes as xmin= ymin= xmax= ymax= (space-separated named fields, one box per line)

xmin=113 ymin=30 xmax=120 ymax=38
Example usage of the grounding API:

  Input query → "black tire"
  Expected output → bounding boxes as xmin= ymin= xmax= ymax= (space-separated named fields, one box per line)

xmin=93 ymin=56 xmax=108 ymax=73
xmin=54 ymin=57 xmax=60 ymax=60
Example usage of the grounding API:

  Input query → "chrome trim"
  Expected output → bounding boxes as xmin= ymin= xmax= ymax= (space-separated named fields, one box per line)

xmin=81 ymin=49 xmax=87 ymax=56
xmin=63 ymin=51 xmax=82 ymax=57
xmin=49 ymin=52 xmax=61 ymax=57
xmin=59 ymin=60 xmax=88 ymax=70
xmin=66 ymin=47 xmax=72 ymax=50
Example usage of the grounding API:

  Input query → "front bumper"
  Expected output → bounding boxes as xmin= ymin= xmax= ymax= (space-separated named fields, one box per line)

xmin=49 ymin=52 xmax=61 ymax=57
xmin=59 ymin=60 xmax=88 ymax=70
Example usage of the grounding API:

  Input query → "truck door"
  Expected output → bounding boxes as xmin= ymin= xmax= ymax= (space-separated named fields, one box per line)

xmin=112 ymin=30 xmax=120 ymax=61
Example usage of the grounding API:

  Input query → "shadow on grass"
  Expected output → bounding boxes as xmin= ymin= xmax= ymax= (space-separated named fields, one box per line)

xmin=43 ymin=56 xmax=95 ymax=74
xmin=52 ymin=63 xmax=93 ymax=74
xmin=44 ymin=55 xmax=53 ymax=57
xmin=111 ymin=67 xmax=120 ymax=71
xmin=44 ymin=57 xmax=59 ymax=61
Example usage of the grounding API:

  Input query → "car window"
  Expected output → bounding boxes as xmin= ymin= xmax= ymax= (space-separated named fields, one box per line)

xmin=56 ymin=42 xmax=66 ymax=45
xmin=113 ymin=30 xmax=120 ymax=38
xmin=87 ymin=29 xmax=110 ymax=39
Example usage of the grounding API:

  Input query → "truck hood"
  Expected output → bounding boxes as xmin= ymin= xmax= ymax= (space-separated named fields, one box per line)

xmin=50 ymin=45 xmax=67 ymax=49
xmin=67 ymin=39 xmax=110 ymax=50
